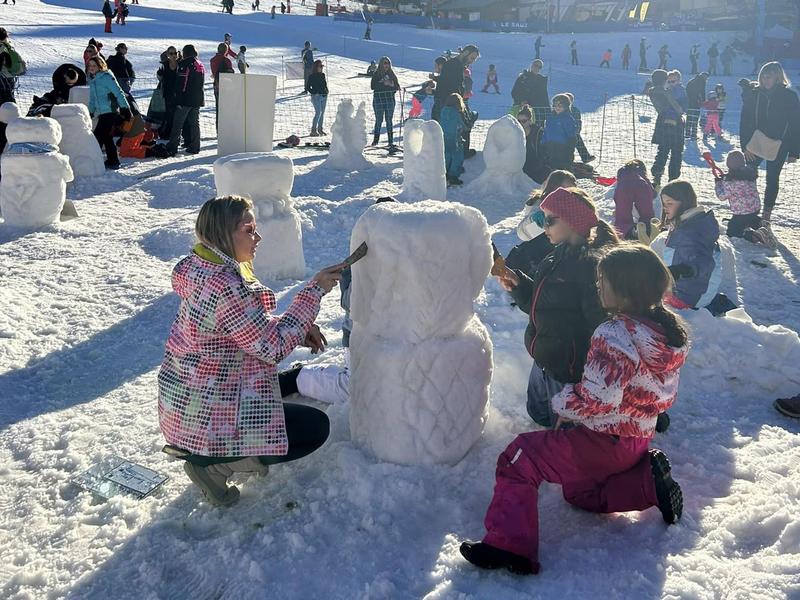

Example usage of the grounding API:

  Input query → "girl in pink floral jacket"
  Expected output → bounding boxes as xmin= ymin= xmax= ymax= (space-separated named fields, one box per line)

xmin=159 ymin=196 xmax=341 ymax=506
xmin=461 ymin=244 xmax=688 ymax=575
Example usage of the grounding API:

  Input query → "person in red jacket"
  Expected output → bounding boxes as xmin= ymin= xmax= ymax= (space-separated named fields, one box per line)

xmin=461 ymin=243 xmax=687 ymax=576
xmin=210 ymin=43 xmax=235 ymax=131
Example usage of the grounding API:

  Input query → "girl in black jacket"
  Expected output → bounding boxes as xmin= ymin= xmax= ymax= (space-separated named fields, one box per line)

xmin=495 ymin=187 xmax=619 ymax=427
xmin=739 ymin=62 xmax=800 ymax=237
xmin=306 ymin=59 xmax=328 ymax=136
xmin=370 ymin=56 xmax=399 ymax=147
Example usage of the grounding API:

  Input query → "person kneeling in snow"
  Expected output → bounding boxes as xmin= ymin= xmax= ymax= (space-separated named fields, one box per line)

xmin=158 ymin=196 xmax=343 ymax=506
xmin=461 ymin=244 xmax=687 ymax=575
xmin=656 ymin=180 xmax=723 ymax=312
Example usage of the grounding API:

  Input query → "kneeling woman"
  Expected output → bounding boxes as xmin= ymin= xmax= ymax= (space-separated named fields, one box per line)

xmin=158 ymin=196 xmax=341 ymax=506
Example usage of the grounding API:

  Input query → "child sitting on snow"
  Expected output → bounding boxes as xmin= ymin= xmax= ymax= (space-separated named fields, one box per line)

xmin=439 ymin=92 xmax=467 ymax=186
xmin=657 ymin=180 xmax=722 ymax=311
xmin=409 ymin=80 xmax=435 ymax=119
xmin=613 ymin=159 xmax=656 ymax=240
xmin=541 ymin=93 xmax=577 ymax=171
xmin=713 ymin=150 xmax=773 ymax=247
xmin=461 ymin=243 xmax=687 ymax=576
xmin=481 ymin=64 xmax=499 ymax=94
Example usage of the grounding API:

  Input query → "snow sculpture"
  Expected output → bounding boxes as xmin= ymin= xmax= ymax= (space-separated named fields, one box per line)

xmin=323 ymin=99 xmax=370 ymax=170
xmin=68 ymin=86 xmax=90 ymax=108
xmin=348 ymin=200 xmax=494 ymax=465
xmin=0 ymin=112 xmax=74 ymax=229
xmin=50 ymin=104 xmax=105 ymax=177
xmin=400 ymin=119 xmax=446 ymax=202
xmin=213 ymin=152 xmax=305 ymax=279
xmin=464 ymin=115 xmax=534 ymax=197
xmin=0 ymin=101 xmax=20 ymax=125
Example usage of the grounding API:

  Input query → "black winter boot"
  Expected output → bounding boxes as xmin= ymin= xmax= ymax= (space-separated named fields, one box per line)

xmin=650 ymin=449 xmax=683 ymax=524
xmin=655 ymin=412 xmax=670 ymax=433
xmin=371 ymin=133 xmax=380 ymax=146
xmin=459 ymin=541 xmax=537 ymax=575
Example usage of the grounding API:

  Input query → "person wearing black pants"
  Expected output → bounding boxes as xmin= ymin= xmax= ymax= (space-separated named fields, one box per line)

xmin=570 ymin=40 xmax=578 ymax=66
xmin=94 ymin=113 xmax=121 ymax=166
xmin=739 ymin=62 xmax=800 ymax=236
xmin=167 ymin=45 xmax=205 ymax=156
xmin=648 ymin=70 xmax=686 ymax=187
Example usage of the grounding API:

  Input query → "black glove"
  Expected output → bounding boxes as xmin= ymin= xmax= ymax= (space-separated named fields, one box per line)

xmin=669 ymin=263 xmax=696 ymax=280
xmin=120 ymin=107 xmax=132 ymax=121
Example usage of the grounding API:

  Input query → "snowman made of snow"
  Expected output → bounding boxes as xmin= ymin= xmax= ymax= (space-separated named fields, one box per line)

xmin=0 ymin=105 xmax=74 ymax=229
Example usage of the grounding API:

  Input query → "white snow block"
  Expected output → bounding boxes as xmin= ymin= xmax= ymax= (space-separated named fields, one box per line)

xmin=50 ymin=104 xmax=105 ymax=178
xmin=214 ymin=152 xmax=305 ymax=279
xmin=400 ymin=119 xmax=446 ymax=202
xmin=349 ymin=317 xmax=493 ymax=465
xmin=218 ymin=73 xmax=277 ymax=156
xmin=464 ymin=115 xmax=535 ymax=197
xmin=323 ymin=99 xmax=370 ymax=171
xmin=68 ymin=86 xmax=90 ymax=107
xmin=349 ymin=200 xmax=492 ymax=343
xmin=0 ymin=102 xmax=20 ymax=124
xmin=1 ymin=116 xmax=74 ymax=229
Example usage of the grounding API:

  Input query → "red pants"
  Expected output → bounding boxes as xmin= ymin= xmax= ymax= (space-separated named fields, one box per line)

xmin=105 ymin=16 xmax=112 ymax=32
xmin=482 ymin=426 xmax=658 ymax=572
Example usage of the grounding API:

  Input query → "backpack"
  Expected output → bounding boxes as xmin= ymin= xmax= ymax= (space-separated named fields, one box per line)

xmin=1 ymin=41 xmax=27 ymax=77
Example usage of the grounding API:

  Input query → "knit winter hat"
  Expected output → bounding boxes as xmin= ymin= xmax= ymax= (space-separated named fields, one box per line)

xmin=539 ymin=187 xmax=599 ymax=238
xmin=726 ymin=150 xmax=746 ymax=171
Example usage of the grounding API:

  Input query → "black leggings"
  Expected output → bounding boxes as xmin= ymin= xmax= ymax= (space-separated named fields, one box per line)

xmin=185 ymin=403 xmax=330 ymax=467
xmin=94 ymin=113 xmax=119 ymax=165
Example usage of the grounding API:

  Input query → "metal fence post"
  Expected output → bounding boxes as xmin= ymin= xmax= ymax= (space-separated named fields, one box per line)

xmin=598 ymin=92 xmax=607 ymax=167
xmin=631 ymin=94 xmax=637 ymax=159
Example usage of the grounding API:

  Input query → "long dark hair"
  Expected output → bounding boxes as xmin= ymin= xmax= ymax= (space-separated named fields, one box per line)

xmin=660 ymin=180 xmax=697 ymax=228
xmin=598 ymin=243 xmax=688 ymax=347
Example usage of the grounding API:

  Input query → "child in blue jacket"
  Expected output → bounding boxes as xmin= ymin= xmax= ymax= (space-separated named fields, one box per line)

xmin=658 ymin=180 xmax=721 ymax=310
xmin=541 ymin=94 xmax=577 ymax=171
xmin=440 ymin=93 xmax=467 ymax=186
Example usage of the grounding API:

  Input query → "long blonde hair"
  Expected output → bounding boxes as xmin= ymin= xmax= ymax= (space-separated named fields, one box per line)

xmin=758 ymin=61 xmax=791 ymax=88
xmin=195 ymin=195 xmax=253 ymax=260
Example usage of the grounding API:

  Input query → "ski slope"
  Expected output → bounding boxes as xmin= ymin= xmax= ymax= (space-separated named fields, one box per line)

xmin=1 ymin=1 xmax=799 ymax=598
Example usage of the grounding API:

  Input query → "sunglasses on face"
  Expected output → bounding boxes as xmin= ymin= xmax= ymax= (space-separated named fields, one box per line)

xmin=543 ymin=214 xmax=560 ymax=228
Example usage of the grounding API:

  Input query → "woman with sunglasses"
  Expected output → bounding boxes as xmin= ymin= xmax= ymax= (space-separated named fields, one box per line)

xmin=495 ymin=187 xmax=619 ymax=427
xmin=156 ymin=46 xmax=180 ymax=138
xmin=370 ymin=55 xmax=400 ymax=148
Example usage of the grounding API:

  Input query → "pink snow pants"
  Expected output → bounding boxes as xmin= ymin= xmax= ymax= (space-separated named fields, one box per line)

xmin=482 ymin=426 xmax=659 ymax=573
xmin=704 ymin=113 xmax=721 ymax=136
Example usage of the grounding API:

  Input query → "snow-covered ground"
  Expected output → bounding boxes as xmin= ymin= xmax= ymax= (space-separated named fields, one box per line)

xmin=1 ymin=1 xmax=800 ymax=598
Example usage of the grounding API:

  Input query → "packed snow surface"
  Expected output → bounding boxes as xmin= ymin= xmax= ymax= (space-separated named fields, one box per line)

xmin=1 ymin=0 xmax=799 ymax=597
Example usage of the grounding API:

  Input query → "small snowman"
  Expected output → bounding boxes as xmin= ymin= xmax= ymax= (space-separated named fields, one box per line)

xmin=50 ymin=104 xmax=105 ymax=177
xmin=0 ymin=104 xmax=74 ymax=228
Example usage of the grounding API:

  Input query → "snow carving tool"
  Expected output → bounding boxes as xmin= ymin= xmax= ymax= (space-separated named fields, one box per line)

xmin=490 ymin=242 xmax=507 ymax=277
xmin=334 ymin=241 xmax=368 ymax=272
xmin=702 ymin=151 xmax=725 ymax=179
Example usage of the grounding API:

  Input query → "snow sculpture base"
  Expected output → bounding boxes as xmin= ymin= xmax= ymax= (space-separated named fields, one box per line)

xmin=0 ymin=116 xmax=74 ymax=229
xmin=350 ymin=317 xmax=492 ymax=465
xmin=213 ymin=152 xmax=305 ymax=279
xmin=400 ymin=119 xmax=446 ymax=202
xmin=50 ymin=104 xmax=105 ymax=178
xmin=349 ymin=200 xmax=493 ymax=343
xmin=465 ymin=115 xmax=534 ymax=197
xmin=324 ymin=99 xmax=370 ymax=171
xmin=68 ymin=86 xmax=90 ymax=107
xmin=349 ymin=200 xmax=493 ymax=465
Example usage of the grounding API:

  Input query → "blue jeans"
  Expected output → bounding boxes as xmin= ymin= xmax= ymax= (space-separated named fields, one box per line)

xmin=526 ymin=361 xmax=565 ymax=427
xmin=373 ymin=94 xmax=395 ymax=142
xmin=311 ymin=94 xmax=327 ymax=131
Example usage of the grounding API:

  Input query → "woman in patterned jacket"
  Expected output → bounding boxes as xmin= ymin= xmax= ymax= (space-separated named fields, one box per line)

xmin=158 ymin=196 xmax=342 ymax=506
xmin=461 ymin=244 xmax=688 ymax=575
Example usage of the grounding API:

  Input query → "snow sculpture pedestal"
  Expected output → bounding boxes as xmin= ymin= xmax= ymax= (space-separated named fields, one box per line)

xmin=464 ymin=115 xmax=534 ymax=197
xmin=50 ymin=104 xmax=105 ymax=177
xmin=0 ymin=115 xmax=74 ymax=229
xmin=400 ymin=119 xmax=446 ymax=202
xmin=349 ymin=200 xmax=494 ymax=465
xmin=213 ymin=152 xmax=305 ymax=280
xmin=323 ymin=99 xmax=370 ymax=170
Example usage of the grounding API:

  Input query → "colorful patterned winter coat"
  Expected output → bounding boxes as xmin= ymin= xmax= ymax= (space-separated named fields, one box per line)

xmin=552 ymin=314 xmax=688 ymax=438
xmin=714 ymin=168 xmax=760 ymax=215
xmin=158 ymin=245 xmax=324 ymax=457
